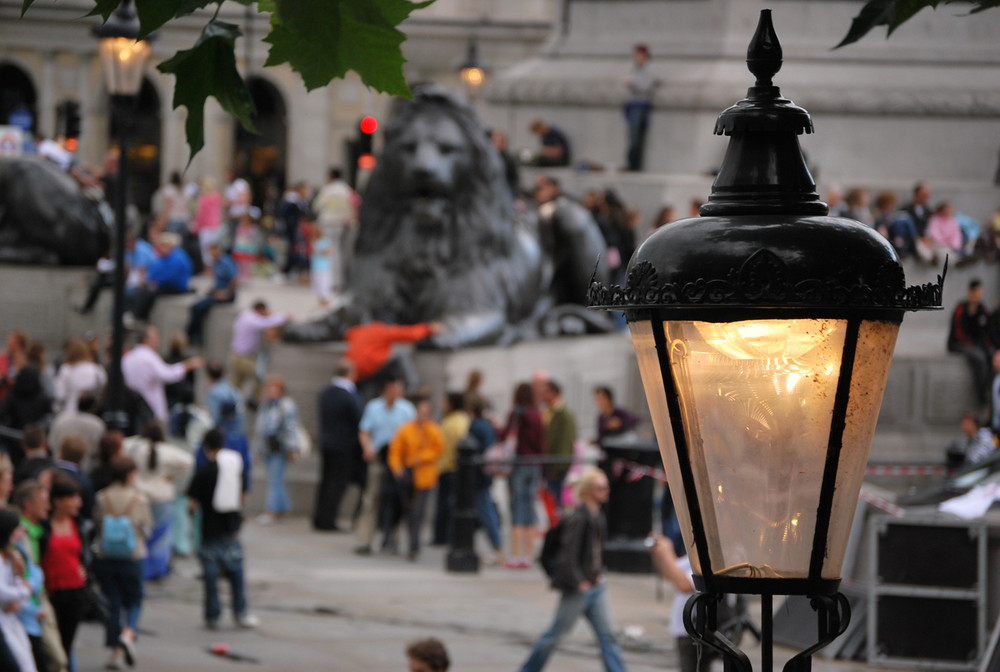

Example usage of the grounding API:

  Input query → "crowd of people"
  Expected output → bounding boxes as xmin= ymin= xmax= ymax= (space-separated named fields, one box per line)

xmin=0 ymin=305 xmax=656 ymax=671
xmin=74 ymin=163 xmax=360 ymax=335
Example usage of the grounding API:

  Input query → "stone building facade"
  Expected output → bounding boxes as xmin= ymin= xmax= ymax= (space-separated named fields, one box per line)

xmin=0 ymin=0 xmax=554 ymax=209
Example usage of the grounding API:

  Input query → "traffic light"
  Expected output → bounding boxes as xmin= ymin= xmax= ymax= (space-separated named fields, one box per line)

xmin=358 ymin=115 xmax=377 ymax=170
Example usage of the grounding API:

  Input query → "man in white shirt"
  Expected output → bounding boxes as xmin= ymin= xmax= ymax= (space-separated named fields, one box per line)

xmin=313 ymin=167 xmax=359 ymax=291
xmin=227 ymin=300 xmax=289 ymax=404
xmin=122 ymin=325 xmax=203 ymax=423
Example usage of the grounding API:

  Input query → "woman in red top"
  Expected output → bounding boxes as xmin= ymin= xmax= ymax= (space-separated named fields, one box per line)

xmin=41 ymin=474 xmax=88 ymax=662
xmin=502 ymin=381 xmax=547 ymax=568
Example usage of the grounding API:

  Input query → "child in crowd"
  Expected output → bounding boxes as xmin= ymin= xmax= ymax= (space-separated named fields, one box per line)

xmin=309 ymin=221 xmax=334 ymax=307
xmin=231 ymin=211 xmax=260 ymax=280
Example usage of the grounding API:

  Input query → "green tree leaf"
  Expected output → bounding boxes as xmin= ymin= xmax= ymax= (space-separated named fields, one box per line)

xmin=835 ymin=0 xmax=1000 ymax=47
xmin=134 ymin=0 xmax=186 ymax=38
xmin=264 ymin=0 xmax=433 ymax=96
xmin=157 ymin=19 xmax=257 ymax=160
xmin=86 ymin=0 xmax=123 ymax=21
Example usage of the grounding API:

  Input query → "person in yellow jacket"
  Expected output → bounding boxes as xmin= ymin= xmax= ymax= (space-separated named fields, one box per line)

xmin=387 ymin=395 xmax=445 ymax=561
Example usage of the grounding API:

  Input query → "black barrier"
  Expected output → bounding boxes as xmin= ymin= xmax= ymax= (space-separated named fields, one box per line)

xmin=446 ymin=437 xmax=481 ymax=573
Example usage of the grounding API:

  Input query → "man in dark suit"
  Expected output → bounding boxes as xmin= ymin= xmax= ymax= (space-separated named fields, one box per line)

xmin=313 ymin=358 xmax=363 ymax=531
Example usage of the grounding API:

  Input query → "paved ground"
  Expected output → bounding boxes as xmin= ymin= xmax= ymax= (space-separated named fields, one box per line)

xmin=72 ymin=516 xmax=883 ymax=672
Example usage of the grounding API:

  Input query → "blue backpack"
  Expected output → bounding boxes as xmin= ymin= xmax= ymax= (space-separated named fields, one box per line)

xmin=101 ymin=493 xmax=138 ymax=559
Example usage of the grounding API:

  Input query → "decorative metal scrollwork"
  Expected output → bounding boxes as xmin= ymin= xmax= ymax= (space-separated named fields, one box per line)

xmin=588 ymin=253 xmax=945 ymax=311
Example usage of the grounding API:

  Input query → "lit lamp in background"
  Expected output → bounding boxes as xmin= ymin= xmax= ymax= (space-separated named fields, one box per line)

xmin=93 ymin=0 xmax=153 ymax=430
xmin=458 ymin=38 xmax=487 ymax=93
xmin=589 ymin=10 xmax=943 ymax=671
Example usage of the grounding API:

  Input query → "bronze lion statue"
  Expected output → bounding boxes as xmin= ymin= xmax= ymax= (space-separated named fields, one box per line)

xmin=284 ymin=86 xmax=612 ymax=348
xmin=0 ymin=156 xmax=111 ymax=266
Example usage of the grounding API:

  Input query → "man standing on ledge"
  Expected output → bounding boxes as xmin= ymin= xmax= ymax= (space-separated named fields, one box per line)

xmin=519 ymin=467 xmax=627 ymax=672
xmin=624 ymin=43 xmax=655 ymax=171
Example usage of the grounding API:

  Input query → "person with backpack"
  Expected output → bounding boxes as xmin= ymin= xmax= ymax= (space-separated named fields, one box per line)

xmin=92 ymin=457 xmax=152 ymax=670
xmin=187 ymin=429 xmax=259 ymax=630
xmin=253 ymin=375 xmax=302 ymax=525
xmin=519 ymin=467 xmax=627 ymax=672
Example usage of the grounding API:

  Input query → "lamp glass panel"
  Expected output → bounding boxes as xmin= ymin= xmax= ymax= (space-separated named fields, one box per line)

xmin=98 ymin=38 xmax=150 ymax=95
xmin=629 ymin=320 xmax=703 ymax=573
xmin=665 ymin=318 xmax=846 ymax=579
xmin=460 ymin=67 xmax=485 ymax=87
xmin=823 ymin=319 xmax=899 ymax=578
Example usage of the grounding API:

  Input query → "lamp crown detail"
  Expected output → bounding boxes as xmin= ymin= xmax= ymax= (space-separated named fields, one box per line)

xmin=747 ymin=9 xmax=782 ymax=87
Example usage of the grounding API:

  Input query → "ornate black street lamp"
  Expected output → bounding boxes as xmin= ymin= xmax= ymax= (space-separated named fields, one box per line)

xmin=590 ymin=10 xmax=944 ymax=671
xmin=93 ymin=0 xmax=153 ymax=430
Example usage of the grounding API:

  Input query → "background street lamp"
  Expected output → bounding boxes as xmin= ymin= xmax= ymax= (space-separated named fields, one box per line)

xmin=93 ymin=0 xmax=153 ymax=430
xmin=458 ymin=38 xmax=487 ymax=93
xmin=590 ymin=10 xmax=943 ymax=671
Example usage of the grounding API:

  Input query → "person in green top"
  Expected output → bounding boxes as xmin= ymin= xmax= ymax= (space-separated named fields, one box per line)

xmin=13 ymin=478 xmax=70 ymax=672
xmin=540 ymin=380 xmax=577 ymax=513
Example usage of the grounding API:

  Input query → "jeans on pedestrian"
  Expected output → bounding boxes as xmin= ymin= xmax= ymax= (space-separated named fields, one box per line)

xmin=624 ymin=101 xmax=650 ymax=171
xmin=145 ymin=500 xmax=175 ymax=580
xmin=199 ymin=536 xmax=248 ymax=624
xmin=266 ymin=452 xmax=292 ymax=514
xmin=92 ymin=557 xmax=144 ymax=648
xmin=407 ymin=489 xmax=431 ymax=554
xmin=520 ymin=582 xmax=626 ymax=672
xmin=475 ymin=488 xmax=502 ymax=550
xmin=509 ymin=465 xmax=541 ymax=527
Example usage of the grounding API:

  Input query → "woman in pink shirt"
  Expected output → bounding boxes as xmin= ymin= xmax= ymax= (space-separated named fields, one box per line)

xmin=926 ymin=200 xmax=963 ymax=253
xmin=192 ymin=176 xmax=224 ymax=268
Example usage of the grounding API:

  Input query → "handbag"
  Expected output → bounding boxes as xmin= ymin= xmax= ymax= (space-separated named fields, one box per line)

xmin=483 ymin=438 xmax=515 ymax=478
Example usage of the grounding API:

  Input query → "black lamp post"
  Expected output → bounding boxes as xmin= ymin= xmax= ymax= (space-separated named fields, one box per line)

xmin=93 ymin=0 xmax=153 ymax=431
xmin=590 ymin=10 xmax=944 ymax=671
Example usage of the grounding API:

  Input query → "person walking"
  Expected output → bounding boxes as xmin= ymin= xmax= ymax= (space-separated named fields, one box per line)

xmin=253 ymin=376 xmax=302 ymax=525
xmin=502 ymin=382 xmax=546 ymax=569
xmin=187 ymin=429 xmax=259 ymax=630
xmin=519 ymin=467 xmax=626 ymax=672
xmin=91 ymin=457 xmax=152 ymax=670
xmin=123 ymin=424 xmax=194 ymax=579
xmin=40 ymin=475 xmax=88 ymax=669
xmin=313 ymin=359 xmax=362 ymax=532
xmin=539 ymin=379 xmax=577 ymax=513
xmin=354 ymin=375 xmax=416 ymax=555
xmin=467 ymin=398 xmax=504 ymax=565
xmin=386 ymin=394 xmax=444 ymax=561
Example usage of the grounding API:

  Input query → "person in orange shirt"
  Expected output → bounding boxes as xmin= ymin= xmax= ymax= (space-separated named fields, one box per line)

xmin=387 ymin=394 xmax=445 ymax=561
xmin=344 ymin=321 xmax=444 ymax=401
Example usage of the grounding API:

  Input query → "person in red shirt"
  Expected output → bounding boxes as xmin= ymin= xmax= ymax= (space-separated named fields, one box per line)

xmin=41 ymin=474 xmax=88 ymax=663
xmin=344 ymin=321 xmax=443 ymax=400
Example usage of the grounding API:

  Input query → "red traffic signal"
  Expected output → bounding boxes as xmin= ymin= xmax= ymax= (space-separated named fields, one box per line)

xmin=359 ymin=116 xmax=378 ymax=135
